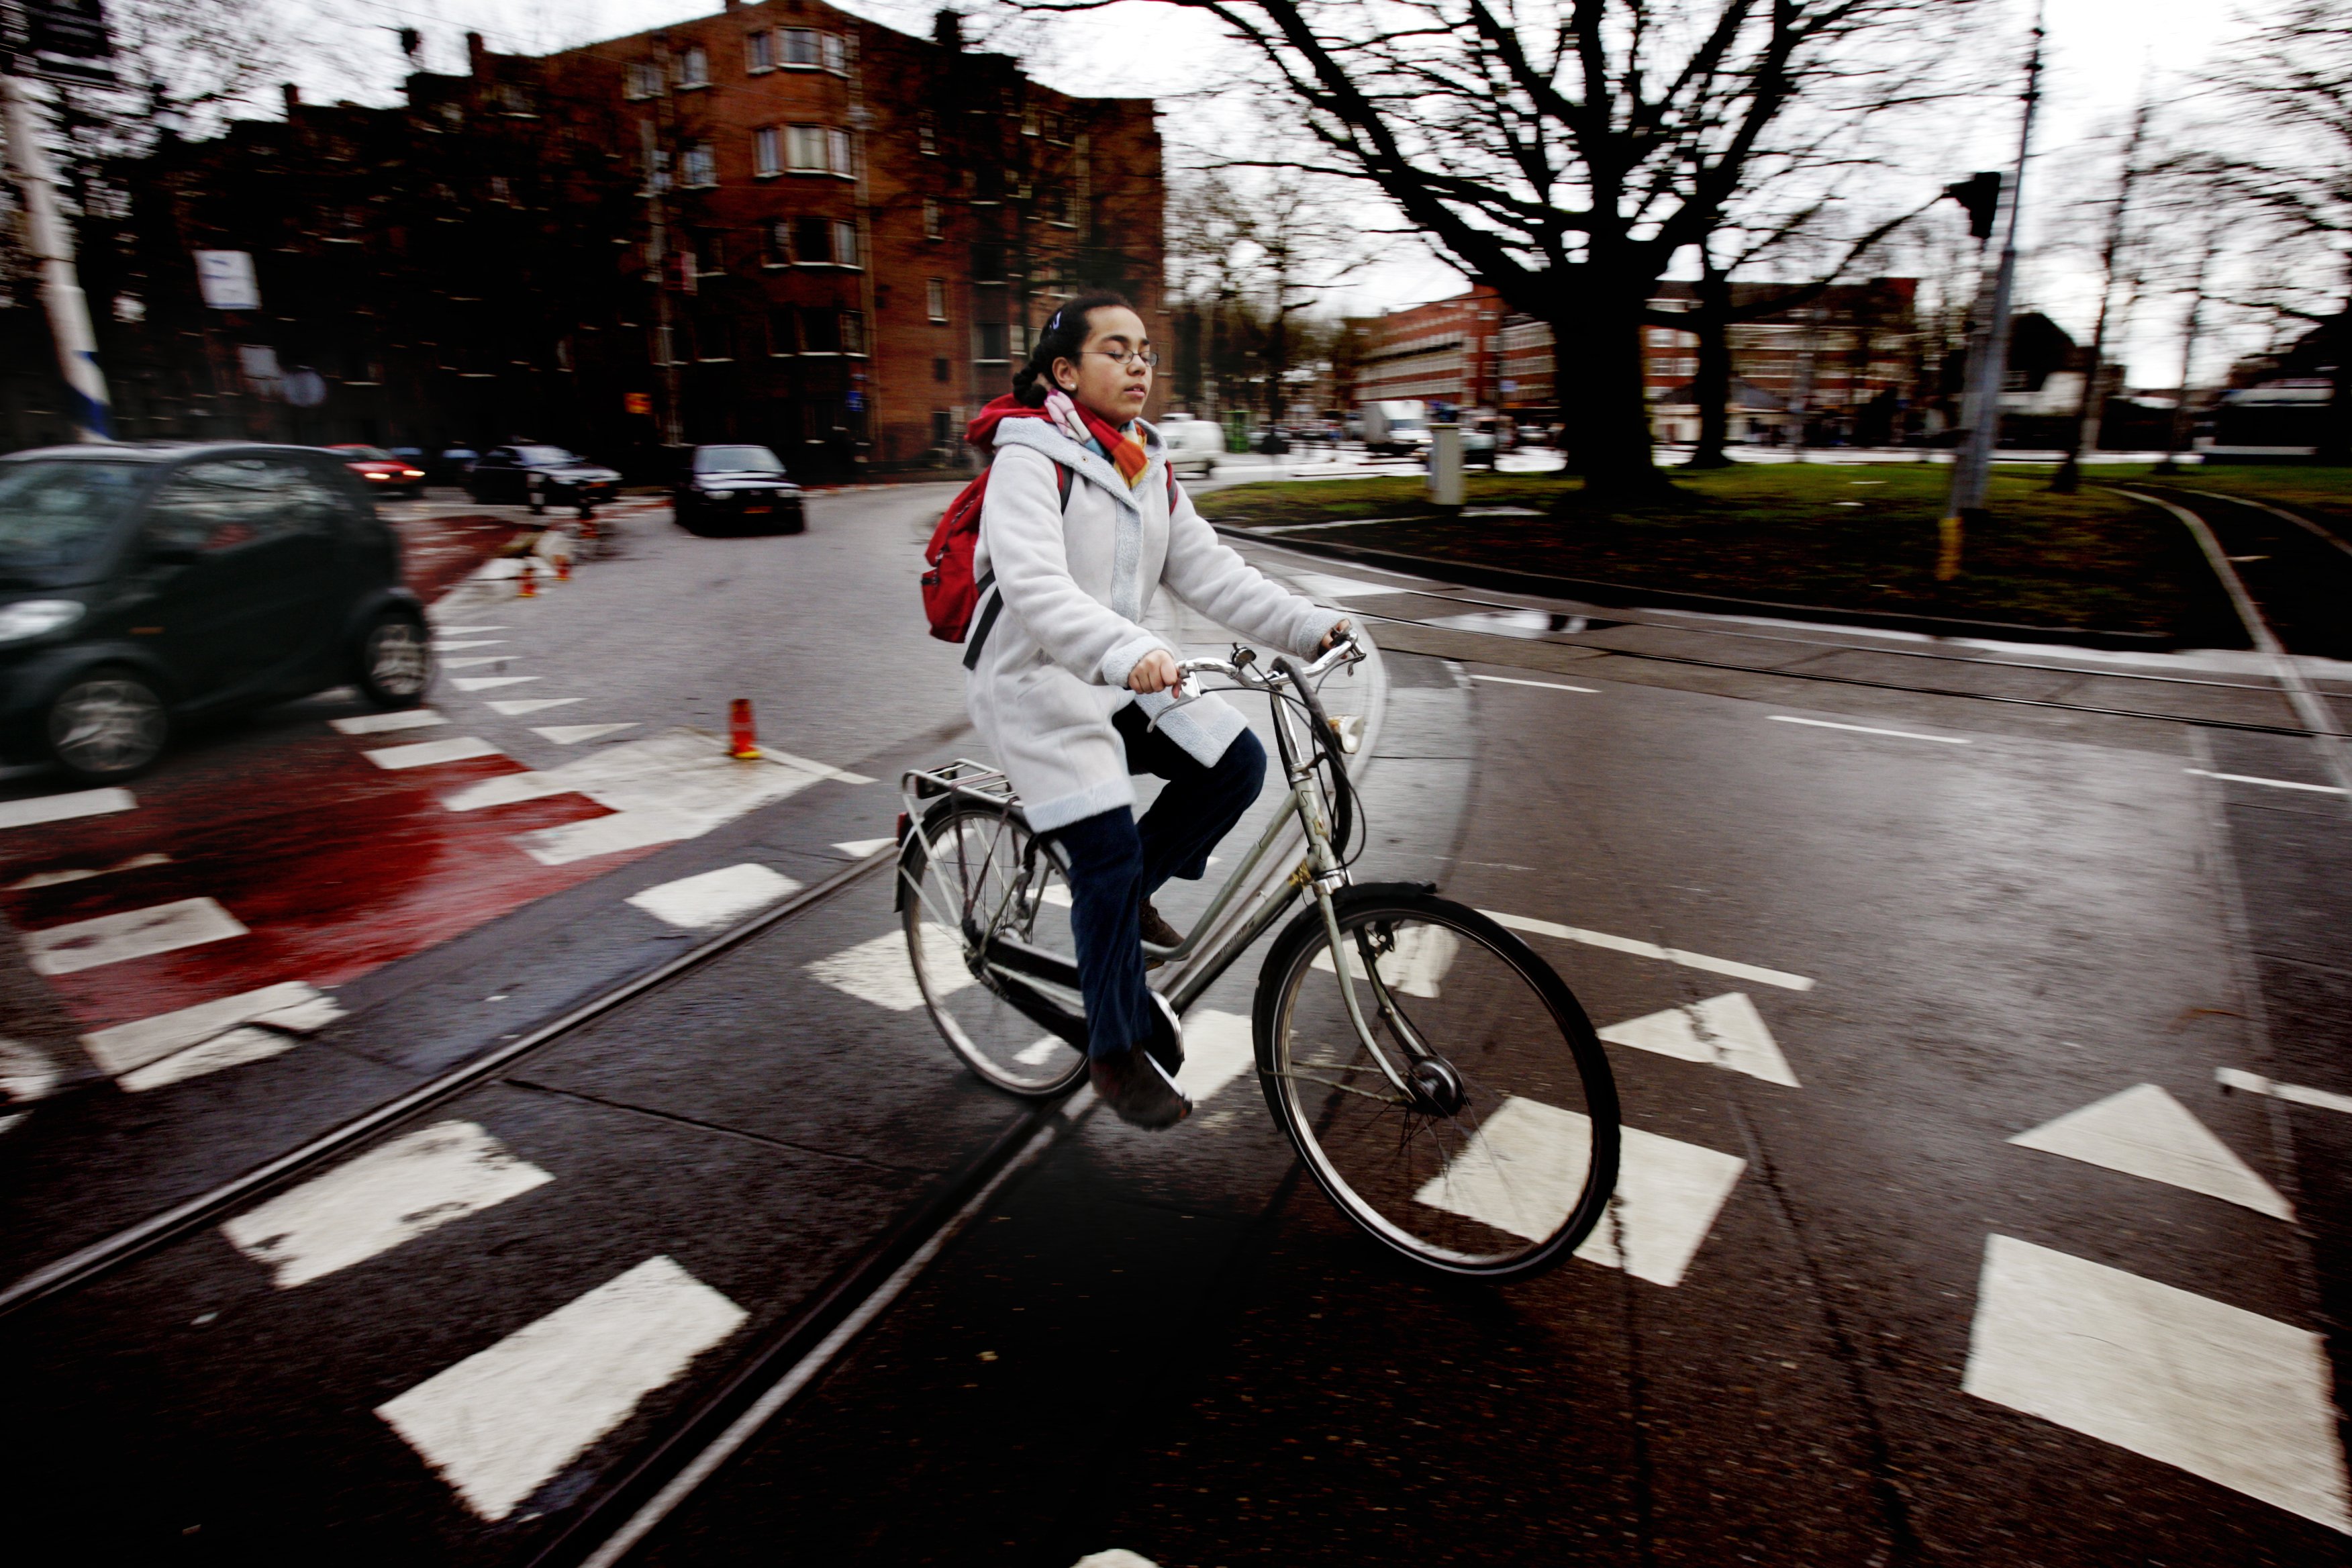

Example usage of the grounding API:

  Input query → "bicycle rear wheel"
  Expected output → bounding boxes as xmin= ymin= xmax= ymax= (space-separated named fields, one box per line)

xmin=899 ymin=796 xmax=1090 ymax=1097
xmin=1253 ymin=885 xmax=1620 ymax=1279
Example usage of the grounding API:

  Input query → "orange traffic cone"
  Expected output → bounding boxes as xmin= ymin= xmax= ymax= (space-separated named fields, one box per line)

xmin=728 ymin=698 xmax=761 ymax=758
xmin=518 ymin=558 xmax=538 ymax=598
xmin=554 ymin=548 xmax=572 ymax=583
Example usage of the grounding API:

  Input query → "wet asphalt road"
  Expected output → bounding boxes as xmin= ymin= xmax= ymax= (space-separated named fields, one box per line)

xmin=4 ymin=488 xmax=2351 ymax=1566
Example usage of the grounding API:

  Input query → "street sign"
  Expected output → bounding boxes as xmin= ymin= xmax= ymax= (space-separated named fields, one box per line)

xmin=194 ymin=250 xmax=260 ymax=310
xmin=1 ymin=0 xmax=116 ymax=85
xmin=846 ymin=391 xmax=865 ymax=411
xmin=283 ymin=368 xmax=327 ymax=408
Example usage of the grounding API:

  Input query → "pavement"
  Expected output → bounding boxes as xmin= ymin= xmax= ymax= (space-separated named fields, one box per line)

xmin=1 ymin=482 xmax=2348 ymax=1566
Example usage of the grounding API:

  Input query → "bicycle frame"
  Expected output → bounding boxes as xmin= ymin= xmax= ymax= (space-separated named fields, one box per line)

xmin=900 ymin=636 xmax=1426 ymax=1099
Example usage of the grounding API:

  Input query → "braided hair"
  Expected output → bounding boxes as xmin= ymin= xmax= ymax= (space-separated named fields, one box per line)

xmin=1010 ymin=291 xmax=1134 ymax=407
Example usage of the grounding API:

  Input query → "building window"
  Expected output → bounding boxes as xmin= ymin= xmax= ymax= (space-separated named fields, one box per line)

xmin=769 ymin=308 xmax=797 ymax=354
xmin=832 ymin=220 xmax=859 ymax=268
xmin=918 ymin=111 xmax=937 ymax=156
xmin=677 ymin=46 xmax=709 ymax=89
xmin=823 ymin=32 xmax=848 ymax=72
xmin=922 ymin=198 xmax=942 ymax=240
xmin=626 ymin=60 xmax=664 ymax=99
xmin=974 ymin=322 xmax=1010 ymax=363
xmin=793 ymin=215 xmax=832 ymax=264
xmin=765 ymin=221 xmax=791 ymax=266
xmin=933 ymin=356 xmax=949 ymax=383
xmin=827 ymin=128 xmax=853 ymax=177
xmin=782 ymin=28 xmax=820 ymax=66
xmin=786 ymin=124 xmax=828 ymax=172
xmin=1022 ymin=109 xmax=1038 ymax=137
xmin=801 ymin=306 xmax=842 ymax=354
xmin=754 ymin=126 xmax=781 ymax=177
xmin=746 ymin=30 xmax=776 ymax=72
xmin=926 ymin=279 xmax=947 ymax=322
xmin=969 ymin=243 xmax=1004 ymax=284
xmin=642 ymin=142 xmax=672 ymax=193
xmin=682 ymin=142 xmax=717 ymax=187
xmin=841 ymin=309 xmax=867 ymax=355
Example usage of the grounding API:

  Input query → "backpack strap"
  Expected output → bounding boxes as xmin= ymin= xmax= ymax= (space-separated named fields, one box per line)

xmin=963 ymin=461 xmax=1077 ymax=671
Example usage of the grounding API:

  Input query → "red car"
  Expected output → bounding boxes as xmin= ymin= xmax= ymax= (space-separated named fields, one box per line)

xmin=327 ymin=444 xmax=427 ymax=499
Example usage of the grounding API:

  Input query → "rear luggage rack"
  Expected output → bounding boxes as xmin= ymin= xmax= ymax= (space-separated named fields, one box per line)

xmin=901 ymin=758 xmax=1018 ymax=812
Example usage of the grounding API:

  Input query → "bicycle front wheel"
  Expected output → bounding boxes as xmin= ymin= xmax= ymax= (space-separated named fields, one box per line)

xmin=1254 ymin=886 xmax=1620 ymax=1279
xmin=899 ymin=796 xmax=1090 ymax=1097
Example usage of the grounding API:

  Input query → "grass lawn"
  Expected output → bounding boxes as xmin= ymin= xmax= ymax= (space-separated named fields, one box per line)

xmin=2149 ymin=465 xmax=2352 ymax=531
xmin=1197 ymin=462 xmax=2245 ymax=640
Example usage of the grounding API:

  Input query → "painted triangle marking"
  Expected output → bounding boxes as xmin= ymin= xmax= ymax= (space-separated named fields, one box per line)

xmin=833 ymin=838 xmax=895 ymax=857
xmin=486 ymin=697 xmax=581 ymax=716
xmin=533 ymin=724 xmax=638 ymax=744
xmin=1598 ymin=992 xmax=1799 ymax=1087
xmin=2009 ymin=1083 xmax=2292 ymax=1220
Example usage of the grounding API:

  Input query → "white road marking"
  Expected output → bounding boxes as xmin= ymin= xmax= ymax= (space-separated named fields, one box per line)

xmin=1482 ymin=910 xmax=1814 ymax=991
xmin=1040 ymin=883 xmax=1073 ymax=908
xmin=83 ymin=981 xmax=342 ymax=1077
xmin=120 ymin=1026 xmax=302 ymax=1091
xmin=505 ymin=730 xmax=867 ymax=866
xmin=434 ymin=640 xmax=507 ymax=650
xmin=364 ymin=736 xmax=503 ymax=770
xmin=1289 ymin=571 xmax=1407 ymax=600
xmin=2218 ymin=1066 xmax=2352 ymax=1116
xmin=441 ymin=773 xmax=581 ymax=812
xmin=1598 ymin=992 xmax=1799 ymax=1087
xmin=488 ymin=697 xmax=581 ymax=716
xmin=1965 ymin=1234 xmax=2350 ymax=1533
xmin=438 ymin=626 xmax=507 ymax=635
xmin=377 ymin=1255 xmax=747 ymax=1522
xmin=1469 ymin=674 xmax=1600 ymax=694
xmin=1769 ymin=714 xmax=1969 ymax=744
xmin=0 ymin=1034 xmax=62 ymax=1104
xmin=2009 ymin=1083 xmax=2292 ymax=1220
xmin=2185 ymin=768 xmax=2345 ymax=795
xmin=1013 ymin=1036 xmax=1066 ymax=1065
xmin=1310 ymin=923 xmax=1459 ymax=997
xmin=0 ymin=787 xmax=135 ymax=831
xmin=534 ymin=724 xmax=638 ymax=744
xmin=832 ymin=838 xmax=894 ymax=856
xmin=6 ymin=851 xmax=168 ymax=891
xmin=330 ymin=709 xmax=447 ymax=736
xmin=453 ymin=676 xmax=542 ymax=691
xmin=24 ymin=897 xmax=246 ymax=977
xmin=1412 ymin=1099 xmax=1745 ymax=1287
xmin=627 ymin=865 xmax=801 ymax=930
xmin=1175 ymin=1009 xmax=1256 ymax=1106
xmin=221 ymin=1120 xmax=552 ymax=1288
xmin=442 ymin=656 xmax=513 ymax=670
xmin=808 ymin=928 xmax=954 ymax=1012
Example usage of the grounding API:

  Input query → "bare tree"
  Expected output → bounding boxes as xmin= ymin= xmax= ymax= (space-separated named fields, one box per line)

xmin=1026 ymin=0 xmax=1983 ymax=496
xmin=2051 ymin=95 xmax=2154 ymax=493
xmin=2203 ymin=0 xmax=2352 ymax=458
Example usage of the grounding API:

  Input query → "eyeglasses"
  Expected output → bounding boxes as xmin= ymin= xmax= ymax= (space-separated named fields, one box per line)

xmin=1083 ymin=348 xmax=1160 ymax=370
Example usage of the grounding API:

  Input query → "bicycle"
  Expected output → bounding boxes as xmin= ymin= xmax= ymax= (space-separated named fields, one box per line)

xmin=895 ymin=636 xmax=1620 ymax=1280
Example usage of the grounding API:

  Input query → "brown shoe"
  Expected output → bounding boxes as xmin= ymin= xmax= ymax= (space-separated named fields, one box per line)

xmin=1090 ymin=1044 xmax=1191 ymax=1130
xmin=1139 ymin=899 xmax=1183 ymax=949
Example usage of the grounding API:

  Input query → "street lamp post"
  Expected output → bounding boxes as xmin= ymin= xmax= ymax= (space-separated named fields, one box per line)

xmin=1939 ymin=15 xmax=2045 ymax=581
xmin=1 ymin=66 xmax=112 ymax=441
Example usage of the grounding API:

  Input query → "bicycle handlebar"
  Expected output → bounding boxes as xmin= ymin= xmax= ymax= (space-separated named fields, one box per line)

xmin=1170 ymin=630 xmax=1363 ymax=692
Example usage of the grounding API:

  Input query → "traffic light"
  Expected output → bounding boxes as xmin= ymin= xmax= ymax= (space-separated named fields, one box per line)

xmin=1943 ymin=172 xmax=2003 ymax=242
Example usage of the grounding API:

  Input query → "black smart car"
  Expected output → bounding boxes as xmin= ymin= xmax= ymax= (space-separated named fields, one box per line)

xmin=0 ymin=442 xmax=431 ymax=783
xmin=462 ymin=444 xmax=622 ymax=513
xmin=673 ymin=444 xmax=805 ymax=536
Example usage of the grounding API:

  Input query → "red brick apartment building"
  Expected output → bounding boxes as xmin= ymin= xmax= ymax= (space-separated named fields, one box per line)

xmin=534 ymin=1 xmax=1167 ymax=467
xmin=1351 ymin=285 xmax=1506 ymax=412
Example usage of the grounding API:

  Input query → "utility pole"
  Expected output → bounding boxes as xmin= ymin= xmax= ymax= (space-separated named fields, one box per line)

xmin=1 ymin=65 xmax=111 ymax=440
xmin=638 ymin=114 xmax=685 ymax=449
xmin=2053 ymin=95 xmax=2151 ymax=495
xmin=1939 ymin=11 xmax=2045 ymax=580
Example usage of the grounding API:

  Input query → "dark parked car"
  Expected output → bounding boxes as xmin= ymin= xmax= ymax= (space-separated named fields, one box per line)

xmin=326 ymin=443 xmax=428 ymax=499
xmin=0 ymin=443 xmax=430 ymax=783
xmin=462 ymin=445 xmax=621 ymax=514
xmin=673 ymin=444 xmax=805 ymax=536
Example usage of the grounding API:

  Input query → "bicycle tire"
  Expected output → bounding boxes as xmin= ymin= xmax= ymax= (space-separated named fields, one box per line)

xmin=1253 ymin=885 xmax=1620 ymax=1280
xmin=900 ymin=795 xmax=1091 ymax=1099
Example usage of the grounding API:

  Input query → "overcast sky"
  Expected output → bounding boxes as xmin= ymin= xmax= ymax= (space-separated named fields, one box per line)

xmin=282 ymin=0 xmax=2288 ymax=384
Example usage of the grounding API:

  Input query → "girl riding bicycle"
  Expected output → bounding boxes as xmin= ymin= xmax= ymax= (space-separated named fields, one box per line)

xmin=961 ymin=292 xmax=1350 ymax=1130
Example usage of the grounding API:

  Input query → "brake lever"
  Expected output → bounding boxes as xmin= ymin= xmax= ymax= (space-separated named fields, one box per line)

xmin=1144 ymin=676 xmax=1206 ymax=734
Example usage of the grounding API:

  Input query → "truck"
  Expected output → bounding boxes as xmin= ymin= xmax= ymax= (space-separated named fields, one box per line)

xmin=1359 ymin=400 xmax=1431 ymax=457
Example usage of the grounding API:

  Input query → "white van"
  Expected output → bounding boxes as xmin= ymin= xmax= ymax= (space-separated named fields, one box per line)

xmin=1157 ymin=412 xmax=1223 ymax=479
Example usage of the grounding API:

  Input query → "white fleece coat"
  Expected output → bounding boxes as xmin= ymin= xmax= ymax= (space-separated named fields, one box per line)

xmin=967 ymin=417 xmax=1344 ymax=832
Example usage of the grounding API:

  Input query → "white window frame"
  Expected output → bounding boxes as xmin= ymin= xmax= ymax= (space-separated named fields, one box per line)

xmin=918 ymin=112 xmax=937 ymax=156
xmin=841 ymin=309 xmax=867 ymax=356
xmin=753 ymin=126 xmax=782 ymax=178
xmin=826 ymin=128 xmax=854 ymax=178
xmin=681 ymin=141 xmax=718 ymax=188
xmin=746 ymin=30 xmax=777 ymax=73
xmin=926 ymin=278 xmax=947 ymax=323
xmin=625 ymin=60 xmax=665 ymax=100
xmin=786 ymin=124 xmax=828 ymax=173
xmin=922 ymin=198 xmax=941 ymax=240
xmin=831 ymin=219 xmax=860 ymax=269
xmin=677 ymin=46 xmax=710 ymax=89
xmin=822 ymin=32 xmax=848 ymax=73
xmin=781 ymin=28 xmax=820 ymax=68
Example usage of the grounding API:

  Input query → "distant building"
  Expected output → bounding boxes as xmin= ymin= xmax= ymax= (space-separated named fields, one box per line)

xmin=6 ymin=2 xmax=1167 ymax=475
xmin=1353 ymin=285 xmax=1505 ymax=413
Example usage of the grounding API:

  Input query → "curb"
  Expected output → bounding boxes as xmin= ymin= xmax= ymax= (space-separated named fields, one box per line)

xmin=1218 ymin=525 xmax=2181 ymax=652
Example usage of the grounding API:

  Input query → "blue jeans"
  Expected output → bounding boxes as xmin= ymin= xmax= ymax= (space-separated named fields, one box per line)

xmin=1051 ymin=704 xmax=1267 ymax=1059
